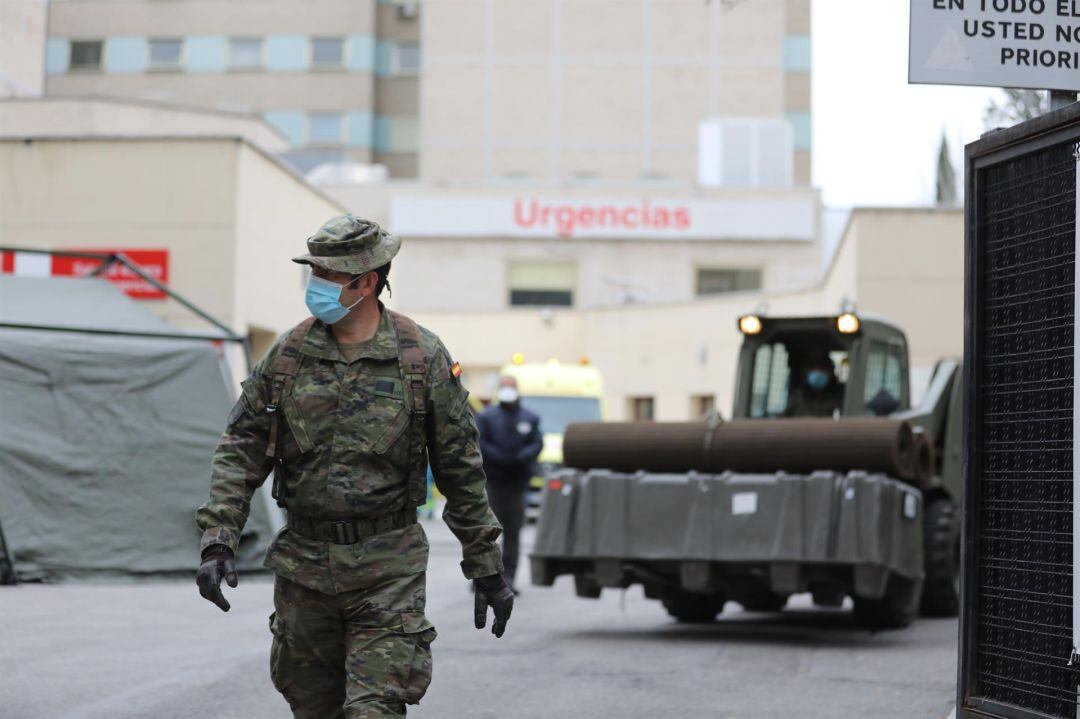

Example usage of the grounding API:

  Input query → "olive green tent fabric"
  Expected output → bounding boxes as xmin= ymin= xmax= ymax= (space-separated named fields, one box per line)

xmin=0 ymin=276 xmax=279 ymax=581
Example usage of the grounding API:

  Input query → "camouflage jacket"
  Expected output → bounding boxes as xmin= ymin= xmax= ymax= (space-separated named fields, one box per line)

xmin=196 ymin=305 xmax=503 ymax=594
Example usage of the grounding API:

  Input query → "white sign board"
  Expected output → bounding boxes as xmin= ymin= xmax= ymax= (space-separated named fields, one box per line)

xmin=909 ymin=0 xmax=1080 ymax=92
xmin=389 ymin=196 xmax=816 ymax=241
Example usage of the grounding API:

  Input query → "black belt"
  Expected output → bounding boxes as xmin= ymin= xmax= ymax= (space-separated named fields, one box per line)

xmin=287 ymin=508 xmax=417 ymax=545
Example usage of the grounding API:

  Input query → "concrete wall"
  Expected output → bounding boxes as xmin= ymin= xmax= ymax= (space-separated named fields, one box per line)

xmin=390 ymin=235 xmax=822 ymax=311
xmin=420 ymin=0 xmax=810 ymax=184
xmin=0 ymin=0 xmax=45 ymax=97
xmin=47 ymin=0 xmax=377 ymax=36
xmin=0 ymin=133 xmax=344 ymax=368
xmin=44 ymin=0 xmax=421 ymax=176
xmin=850 ymin=208 xmax=965 ymax=398
xmin=233 ymin=142 xmax=346 ymax=360
xmin=326 ymin=181 xmax=824 ymax=312
xmin=0 ymin=138 xmax=240 ymax=328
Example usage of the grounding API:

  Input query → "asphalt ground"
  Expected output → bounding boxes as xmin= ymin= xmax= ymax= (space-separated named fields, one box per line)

xmin=0 ymin=519 xmax=958 ymax=719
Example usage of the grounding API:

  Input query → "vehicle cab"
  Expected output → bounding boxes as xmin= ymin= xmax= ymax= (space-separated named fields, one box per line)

xmin=731 ymin=313 xmax=911 ymax=419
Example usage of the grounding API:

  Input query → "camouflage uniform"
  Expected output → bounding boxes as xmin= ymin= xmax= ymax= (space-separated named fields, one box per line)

xmin=196 ymin=217 xmax=502 ymax=719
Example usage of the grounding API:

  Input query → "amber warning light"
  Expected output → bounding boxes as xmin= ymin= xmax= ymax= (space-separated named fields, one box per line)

xmin=836 ymin=313 xmax=860 ymax=334
xmin=738 ymin=315 xmax=763 ymax=335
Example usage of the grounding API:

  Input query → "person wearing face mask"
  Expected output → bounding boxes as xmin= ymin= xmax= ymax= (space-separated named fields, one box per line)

xmin=782 ymin=352 xmax=844 ymax=418
xmin=475 ymin=376 xmax=543 ymax=592
xmin=194 ymin=215 xmax=512 ymax=719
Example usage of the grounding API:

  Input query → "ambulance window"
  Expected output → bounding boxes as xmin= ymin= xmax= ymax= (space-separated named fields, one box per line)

xmin=749 ymin=343 xmax=789 ymax=418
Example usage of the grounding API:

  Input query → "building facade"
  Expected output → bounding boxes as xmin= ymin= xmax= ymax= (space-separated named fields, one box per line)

xmin=21 ymin=0 xmax=850 ymax=419
xmin=397 ymin=207 xmax=965 ymax=422
xmin=43 ymin=0 xmax=421 ymax=177
xmin=318 ymin=0 xmax=819 ymax=407
xmin=420 ymin=0 xmax=811 ymax=185
xmin=0 ymin=98 xmax=345 ymax=375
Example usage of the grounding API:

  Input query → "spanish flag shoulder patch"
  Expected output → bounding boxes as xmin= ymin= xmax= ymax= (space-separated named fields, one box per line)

xmin=450 ymin=362 xmax=462 ymax=379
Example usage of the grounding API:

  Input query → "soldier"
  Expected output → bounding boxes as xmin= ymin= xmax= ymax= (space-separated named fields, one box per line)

xmin=195 ymin=216 xmax=514 ymax=719
xmin=782 ymin=352 xmax=844 ymax=418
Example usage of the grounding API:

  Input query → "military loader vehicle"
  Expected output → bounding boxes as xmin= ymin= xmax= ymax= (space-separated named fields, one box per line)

xmin=529 ymin=313 xmax=962 ymax=630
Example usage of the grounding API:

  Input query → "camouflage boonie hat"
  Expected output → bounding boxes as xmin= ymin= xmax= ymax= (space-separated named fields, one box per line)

xmin=291 ymin=215 xmax=400 ymax=274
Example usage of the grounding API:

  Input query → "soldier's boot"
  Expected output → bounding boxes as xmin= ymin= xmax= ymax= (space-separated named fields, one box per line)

xmin=272 ymin=578 xmax=348 ymax=719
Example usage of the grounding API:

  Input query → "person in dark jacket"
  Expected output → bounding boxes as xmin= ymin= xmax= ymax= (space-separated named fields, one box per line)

xmin=476 ymin=376 xmax=543 ymax=591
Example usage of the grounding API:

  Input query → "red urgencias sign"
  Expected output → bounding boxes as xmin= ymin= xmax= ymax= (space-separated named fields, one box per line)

xmin=1 ymin=249 xmax=169 ymax=299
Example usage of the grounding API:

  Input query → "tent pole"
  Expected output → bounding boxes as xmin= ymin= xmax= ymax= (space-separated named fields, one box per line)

xmin=0 ymin=321 xmax=242 ymax=344
xmin=112 ymin=253 xmax=242 ymax=342
xmin=0 ymin=247 xmax=245 ymax=344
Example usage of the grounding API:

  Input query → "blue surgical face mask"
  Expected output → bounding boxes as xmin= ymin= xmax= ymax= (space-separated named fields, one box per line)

xmin=305 ymin=274 xmax=365 ymax=324
xmin=807 ymin=369 xmax=830 ymax=391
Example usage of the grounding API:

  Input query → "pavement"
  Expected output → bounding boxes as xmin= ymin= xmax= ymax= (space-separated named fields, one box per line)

xmin=0 ymin=519 xmax=958 ymax=719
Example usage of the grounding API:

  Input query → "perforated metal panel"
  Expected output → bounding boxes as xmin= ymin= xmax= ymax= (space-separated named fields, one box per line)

xmin=963 ymin=114 xmax=1080 ymax=719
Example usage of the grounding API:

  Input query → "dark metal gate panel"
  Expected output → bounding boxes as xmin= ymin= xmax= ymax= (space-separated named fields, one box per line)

xmin=961 ymin=107 xmax=1080 ymax=719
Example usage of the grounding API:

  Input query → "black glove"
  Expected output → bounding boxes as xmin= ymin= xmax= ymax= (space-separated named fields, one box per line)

xmin=474 ymin=573 xmax=514 ymax=638
xmin=196 ymin=545 xmax=238 ymax=612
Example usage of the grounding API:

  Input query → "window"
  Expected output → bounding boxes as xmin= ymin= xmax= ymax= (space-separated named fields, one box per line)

xmin=308 ymin=112 xmax=343 ymax=145
xmin=698 ymin=118 xmax=793 ymax=188
xmin=630 ymin=397 xmax=655 ymax=422
xmin=864 ymin=340 xmax=905 ymax=413
xmin=312 ymin=37 xmax=344 ymax=68
xmin=508 ymin=262 xmax=575 ymax=307
xmin=696 ymin=268 xmax=761 ymax=296
xmin=749 ymin=343 xmax=790 ymax=418
xmin=691 ymin=394 xmax=716 ymax=418
xmin=148 ymin=38 xmax=183 ymax=70
xmin=229 ymin=37 xmax=262 ymax=70
xmin=749 ymin=340 xmax=851 ymax=418
xmin=396 ymin=42 xmax=420 ymax=74
xmin=70 ymin=40 xmax=103 ymax=71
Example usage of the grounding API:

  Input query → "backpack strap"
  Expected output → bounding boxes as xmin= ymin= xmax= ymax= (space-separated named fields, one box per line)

xmin=389 ymin=310 xmax=429 ymax=507
xmin=265 ymin=316 xmax=316 ymax=508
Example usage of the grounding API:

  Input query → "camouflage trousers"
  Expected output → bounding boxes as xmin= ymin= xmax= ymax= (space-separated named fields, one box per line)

xmin=269 ymin=572 xmax=437 ymax=719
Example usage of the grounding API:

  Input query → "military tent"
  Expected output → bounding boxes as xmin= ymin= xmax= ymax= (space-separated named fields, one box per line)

xmin=0 ymin=274 xmax=280 ymax=582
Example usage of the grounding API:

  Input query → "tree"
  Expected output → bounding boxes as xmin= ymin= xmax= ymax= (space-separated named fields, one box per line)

xmin=935 ymin=132 xmax=958 ymax=207
xmin=983 ymin=89 xmax=1045 ymax=129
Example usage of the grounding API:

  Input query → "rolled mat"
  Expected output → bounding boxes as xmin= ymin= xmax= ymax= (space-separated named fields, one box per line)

xmin=910 ymin=428 xmax=935 ymax=489
xmin=563 ymin=418 xmax=916 ymax=481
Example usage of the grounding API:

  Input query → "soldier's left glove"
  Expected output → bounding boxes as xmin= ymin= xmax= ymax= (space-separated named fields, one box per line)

xmin=474 ymin=573 xmax=514 ymax=638
xmin=196 ymin=545 xmax=238 ymax=613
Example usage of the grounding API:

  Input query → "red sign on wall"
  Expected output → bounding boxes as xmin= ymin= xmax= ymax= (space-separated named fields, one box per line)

xmin=1 ymin=249 xmax=170 ymax=299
